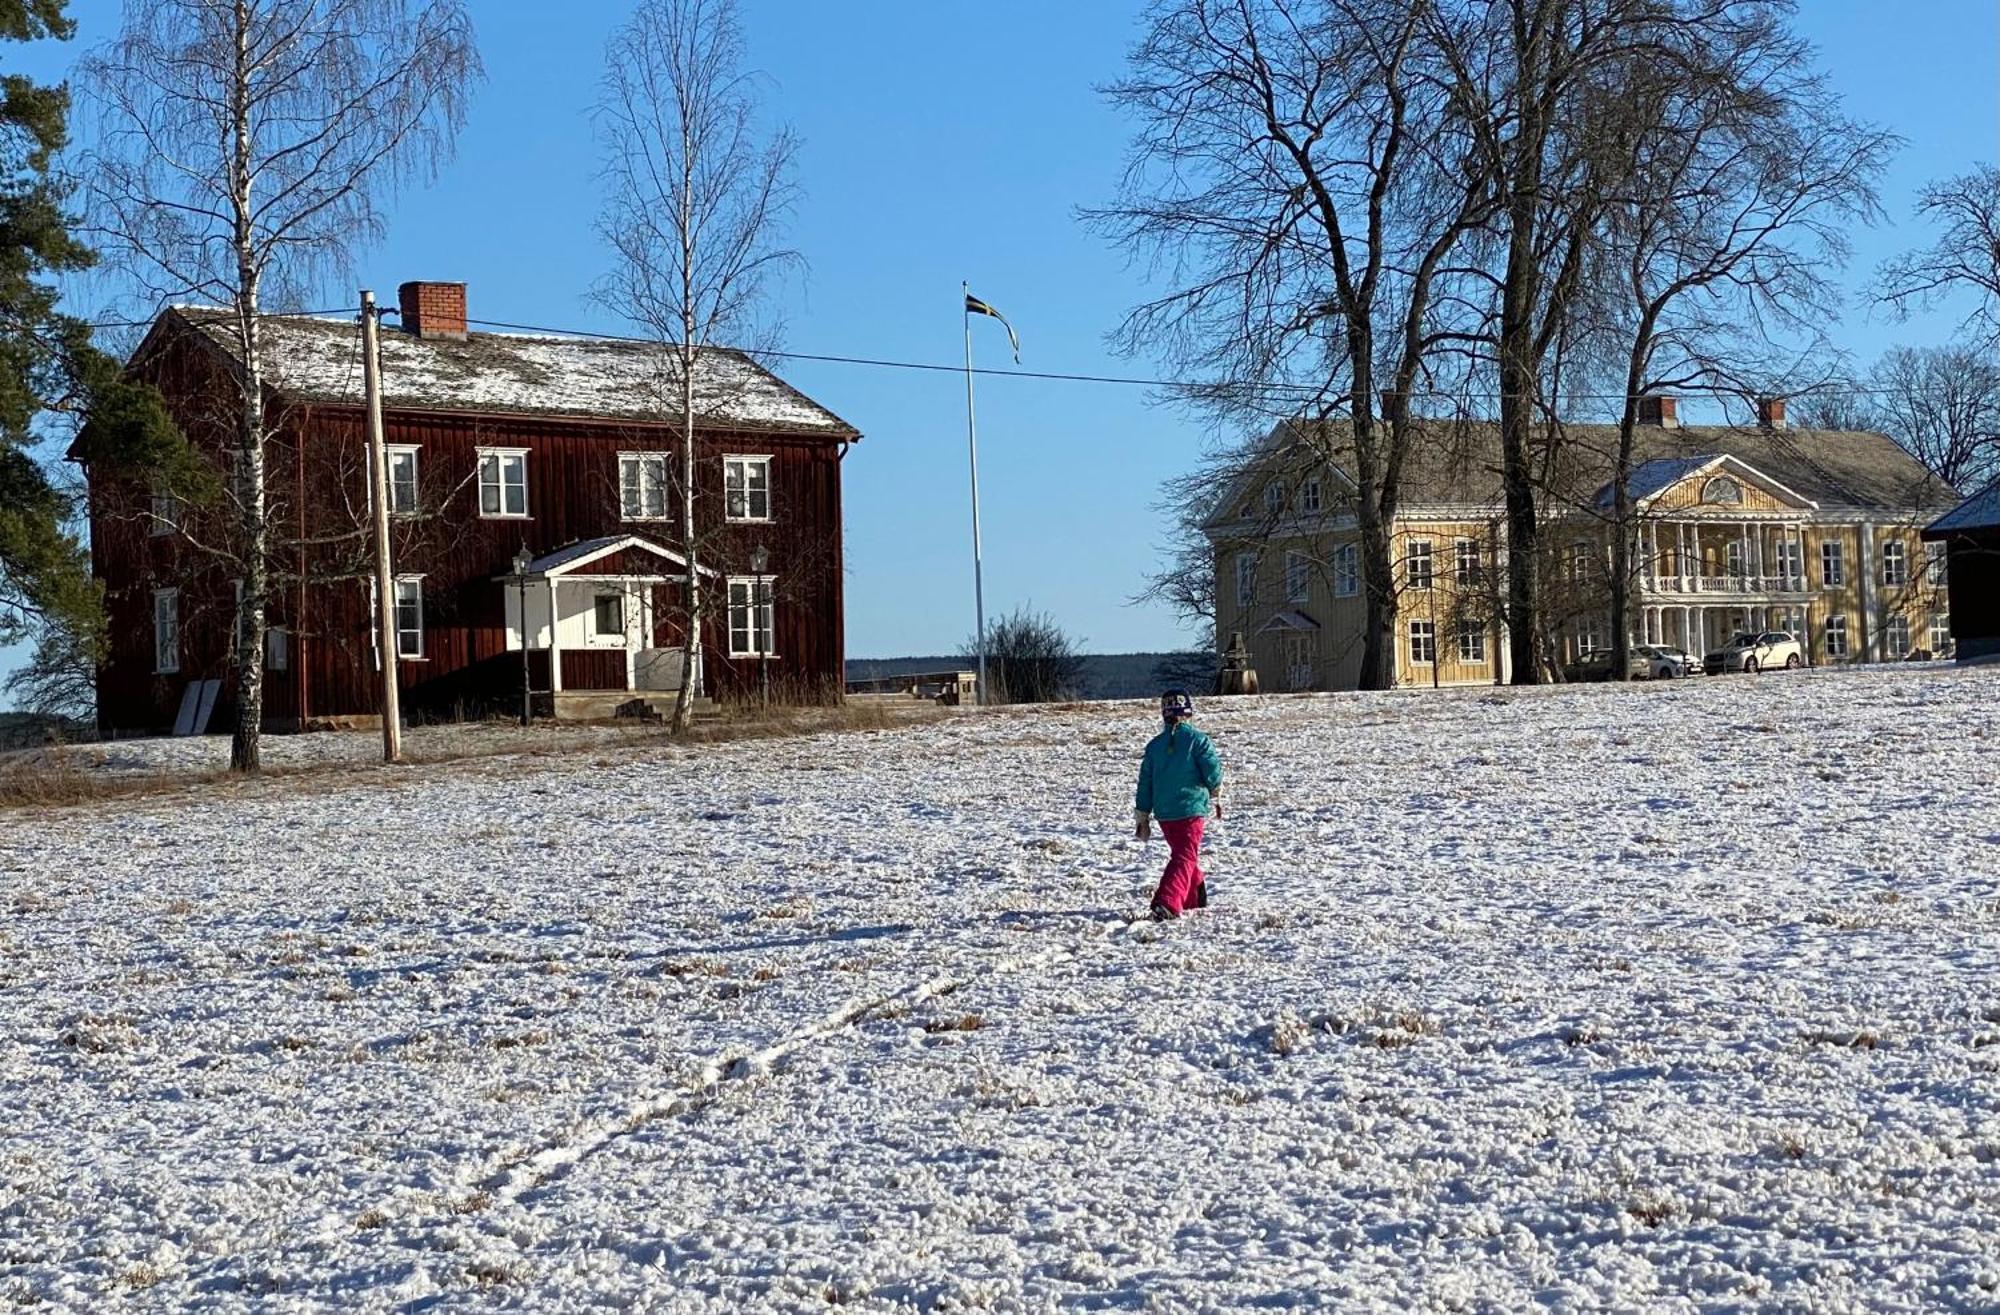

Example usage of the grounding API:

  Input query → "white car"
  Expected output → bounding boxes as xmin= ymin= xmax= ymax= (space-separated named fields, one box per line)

xmin=1637 ymin=644 xmax=1697 ymax=679
xmin=1703 ymin=631 xmax=1804 ymax=674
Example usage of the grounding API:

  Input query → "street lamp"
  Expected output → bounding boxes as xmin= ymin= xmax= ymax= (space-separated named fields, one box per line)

xmin=513 ymin=545 xmax=533 ymax=727
xmin=750 ymin=543 xmax=770 ymax=708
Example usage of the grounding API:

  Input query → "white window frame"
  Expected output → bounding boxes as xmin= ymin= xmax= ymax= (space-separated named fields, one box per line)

xmin=1454 ymin=538 xmax=1481 ymax=588
xmin=1776 ymin=539 xmax=1803 ymax=584
xmin=1301 ymin=479 xmax=1322 ymax=514
xmin=1284 ymin=550 xmax=1310 ymax=605
xmin=619 ymin=451 xmax=670 ymax=522
xmin=1881 ymin=540 xmax=1907 ymax=587
xmin=1263 ymin=482 xmax=1285 ymax=516
xmin=724 ymin=455 xmax=773 ymax=523
xmin=1332 ymin=542 xmax=1358 ymax=598
xmin=1930 ymin=613 xmax=1951 ymax=655
xmin=1408 ymin=619 xmax=1436 ymax=665
xmin=1824 ymin=614 xmax=1849 ymax=659
xmin=1576 ymin=619 xmax=1603 ymax=655
xmin=1725 ymin=540 xmax=1746 ymax=579
xmin=1406 ymin=539 xmax=1434 ymax=590
xmin=153 ymin=588 xmax=180 ymax=674
xmin=1235 ymin=553 xmax=1257 ymax=609
xmin=1820 ymin=540 xmax=1844 ymax=588
xmin=1570 ymin=539 xmax=1593 ymax=584
xmin=477 ymin=447 xmax=529 ymax=519
xmin=393 ymin=575 xmax=425 ymax=660
xmin=149 ymin=485 xmax=179 ymax=536
xmin=727 ymin=576 xmax=776 ymax=657
xmin=1457 ymin=622 xmax=1485 ymax=663
xmin=1884 ymin=614 xmax=1910 ymax=659
xmin=1925 ymin=541 xmax=1947 ymax=586
xmin=386 ymin=444 xmax=420 ymax=515
xmin=589 ymin=590 xmax=627 ymax=647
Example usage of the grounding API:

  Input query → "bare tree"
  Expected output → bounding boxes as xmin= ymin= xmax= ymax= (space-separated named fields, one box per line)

xmin=80 ymin=0 xmax=479 ymax=771
xmin=1585 ymin=9 xmax=1890 ymax=678
xmin=964 ymin=607 xmax=1085 ymax=705
xmin=1867 ymin=345 xmax=2000 ymax=491
xmin=1877 ymin=164 xmax=2000 ymax=345
xmin=1093 ymin=0 xmax=1494 ymax=691
xmin=595 ymin=0 xmax=800 ymax=732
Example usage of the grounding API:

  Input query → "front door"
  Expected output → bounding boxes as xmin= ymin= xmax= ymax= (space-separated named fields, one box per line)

xmin=1282 ymin=633 xmax=1317 ymax=692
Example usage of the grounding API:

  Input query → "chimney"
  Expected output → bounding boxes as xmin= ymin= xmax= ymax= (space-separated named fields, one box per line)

xmin=1637 ymin=394 xmax=1679 ymax=429
xmin=1756 ymin=396 xmax=1787 ymax=430
xmin=398 ymin=281 xmax=468 ymax=341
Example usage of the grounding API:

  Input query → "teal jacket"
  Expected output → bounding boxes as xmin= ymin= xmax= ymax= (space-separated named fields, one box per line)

xmin=1135 ymin=722 xmax=1222 ymax=822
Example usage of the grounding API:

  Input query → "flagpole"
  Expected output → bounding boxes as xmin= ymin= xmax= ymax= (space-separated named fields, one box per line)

xmin=962 ymin=281 xmax=988 ymax=708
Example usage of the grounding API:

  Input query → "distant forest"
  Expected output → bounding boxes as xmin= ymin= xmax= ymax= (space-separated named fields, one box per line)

xmin=846 ymin=653 xmax=1211 ymax=702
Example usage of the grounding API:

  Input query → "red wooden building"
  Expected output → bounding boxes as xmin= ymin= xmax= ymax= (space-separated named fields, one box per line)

xmin=81 ymin=282 xmax=860 ymax=734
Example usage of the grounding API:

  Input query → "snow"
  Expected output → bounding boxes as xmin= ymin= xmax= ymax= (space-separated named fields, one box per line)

xmin=179 ymin=311 xmax=858 ymax=435
xmin=4 ymin=664 xmax=1998 ymax=1311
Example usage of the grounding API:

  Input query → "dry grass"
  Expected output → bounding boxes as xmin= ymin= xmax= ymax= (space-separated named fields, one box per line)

xmin=923 ymin=1013 xmax=986 ymax=1034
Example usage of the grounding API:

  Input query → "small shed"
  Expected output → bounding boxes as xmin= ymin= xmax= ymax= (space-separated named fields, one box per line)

xmin=1922 ymin=480 xmax=2000 ymax=662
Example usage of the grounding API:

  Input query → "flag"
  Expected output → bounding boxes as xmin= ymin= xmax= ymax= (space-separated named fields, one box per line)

xmin=964 ymin=293 xmax=1020 ymax=363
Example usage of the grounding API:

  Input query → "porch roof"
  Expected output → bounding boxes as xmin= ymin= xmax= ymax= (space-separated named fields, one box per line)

xmin=499 ymin=534 xmax=717 ymax=581
xmin=1256 ymin=610 xmax=1321 ymax=634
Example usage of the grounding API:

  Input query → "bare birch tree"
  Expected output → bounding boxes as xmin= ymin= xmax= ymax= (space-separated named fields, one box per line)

xmin=80 ymin=0 xmax=479 ymax=771
xmin=595 ymin=0 xmax=800 ymax=732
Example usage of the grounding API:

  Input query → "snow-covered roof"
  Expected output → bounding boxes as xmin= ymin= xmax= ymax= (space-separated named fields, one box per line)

xmin=1925 ymin=480 xmax=2000 ymax=536
xmin=166 ymin=308 xmax=858 ymax=438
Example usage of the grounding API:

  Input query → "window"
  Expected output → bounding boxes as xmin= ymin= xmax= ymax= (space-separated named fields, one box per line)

xmin=1455 ymin=538 xmax=1481 ymax=587
xmin=1931 ymin=614 xmax=1952 ymax=656
xmin=725 ymin=455 xmax=772 ymax=522
xmin=1701 ymin=475 xmax=1742 ymax=505
xmin=1263 ymin=482 xmax=1285 ymax=515
xmin=1776 ymin=540 xmax=1803 ymax=584
xmin=1824 ymin=614 xmax=1849 ymax=659
xmin=1407 ymin=539 xmax=1434 ymax=590
xmin=1881 ymin=540 xmax=1907 ymax=587
xmin=1726 ymin=541 xmax=1746 ymax=579
xmin=593 ymin=592 xmax=624 ymax=638
xmin=1885 ymin=614 xmax=1910 ymax=659
xmin=1301 ymin=480 xmax=1323 ymax=514
xmin=619 ymin=452 xmax=669 ymax=520
xmin=265 ymin=627 xmax=290 ymax=673
xmin=1285 ymin=551 xmax=1310 ymax=604
xmin=1576 ymin=619 xmax=1602 ymax=655
xmin=149 ymin=486 xmax=179 ymax=536
xmin=1408 ymin=619 xmax=1435 ymax=664
xmin=1820 ymin=540 xmax=1844 ymax=587
xmin=1570 ymin=540 xmax=1593 ymax=583
xmin=1332 ymin=543 xmax=1358 ymax=598
xmin=727 ymin=576 xmax=775 ymax=656
xmin=477 ymin=449 xmax=529 ymax=518
xmin=387 ymin=445 xmax=420 ymax=514
xmin=1925 ymin=541 xmax=1947 ymax=586
xmin=1235 ymin=553 xmax=1257 ymax=608
xmin=1457 ymin=621 xmax=1486 ymax=663
xmin=152 ymin=588 xmax=179 ymax=674
xmin=393 ymin=577 xmax=424 ymax=659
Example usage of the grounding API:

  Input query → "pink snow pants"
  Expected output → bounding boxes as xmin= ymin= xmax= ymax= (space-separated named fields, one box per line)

xmin=1153 ymin=816 xmax=1206 ymax=915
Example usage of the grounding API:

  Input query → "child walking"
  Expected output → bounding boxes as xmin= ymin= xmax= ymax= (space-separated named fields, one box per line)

xmin=1133 ymin=689 xmax=1224 ymax=920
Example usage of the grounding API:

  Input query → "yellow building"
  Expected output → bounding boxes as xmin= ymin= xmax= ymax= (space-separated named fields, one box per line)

xmin=1207 ymin=401 xmax=1960 ymax=689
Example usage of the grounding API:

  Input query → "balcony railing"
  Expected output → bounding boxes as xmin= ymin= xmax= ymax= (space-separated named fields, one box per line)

xmin=1646 ymin=574 xmax=1807 ymax=596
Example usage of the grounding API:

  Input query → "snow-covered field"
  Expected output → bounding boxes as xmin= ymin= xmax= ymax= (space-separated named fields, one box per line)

xmin=3 ymin=665 xmax=1997 ymax=1312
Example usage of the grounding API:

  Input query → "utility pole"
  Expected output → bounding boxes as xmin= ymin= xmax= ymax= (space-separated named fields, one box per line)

xmin=361 ymin=290 xmax=403 ymax=763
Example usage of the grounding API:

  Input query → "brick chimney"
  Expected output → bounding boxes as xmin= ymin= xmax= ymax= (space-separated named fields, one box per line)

xmin=1756 ymin=396 xmax=1787 ymax=430
xmin=1637 ymin=394 xmax=1679 ymax=428
xmin=398 ymin=281 xmax=468 ymax=341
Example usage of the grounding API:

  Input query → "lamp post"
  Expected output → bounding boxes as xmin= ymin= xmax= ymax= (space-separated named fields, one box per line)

xmin=513 ymin=546 xmax=533 ymax=727
xmin=750 ymin=543 xmax=771 ymax=708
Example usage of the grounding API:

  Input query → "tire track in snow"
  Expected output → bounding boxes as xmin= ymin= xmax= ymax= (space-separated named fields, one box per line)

xmin=360 ymin=913 xmax=1141 ymax=1235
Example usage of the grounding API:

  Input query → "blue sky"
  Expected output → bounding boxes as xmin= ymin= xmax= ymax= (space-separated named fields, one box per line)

xmin=5 ymin=0 xmax=1995 ymax=695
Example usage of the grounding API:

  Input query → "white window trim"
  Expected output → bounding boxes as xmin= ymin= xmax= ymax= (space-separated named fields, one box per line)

xmin=1925 ymin=541 xmax=1947 ymax=585
xmin=1885 ymin=614 xmax=1911 ymax=658
xmin=726 ymin=575 xmax=778 ymax=657
xmin=149 ymin=486 xmax=179 ymax=536
xmin=1301 ymin=480 xmax=1323 ymax=514
xmin=1333 ymin=542 xmax=1358 ymax=598
xmin=1454 ymin=538 xmax=1481 ymax=587
xmin=617 ymin=451 xmax=672 ymax=522
xmin=385 ymin=444 xmax=421 ymax=516
xmin=1457 ymin=623 xmax=1486 ymax=664
xmin=723 ymin=454 xmax=774 ymax=524
xmin=1821 ymin=541 xmax=1844 ymax=587
xmin=588 ymin=590 xmax=630 ymax=648
xmin=393 ymin=574 xmax=426 ymax=661
xmin=1881 ymin=541 xmax=1907 ymax=587
xmin=1930 ymin=614 xmax=1952 ymax=652
xmin=1235 ymin=553 xmax=1258 ymax=609
xmin=153 ymin=587 xmax=180 ymax=674
xmin=1824 ymin=614 xmax=1849 ymax=659
xmin=1408 ymin=619 xmax=1436 ymax=665
xmin=1407 ymin=539 xmax=1434 ymax=590
xmin=476 ymin=447 xmax=531 ymax=520
xmin=1285 ymin=550 xmax=1310 ymax=605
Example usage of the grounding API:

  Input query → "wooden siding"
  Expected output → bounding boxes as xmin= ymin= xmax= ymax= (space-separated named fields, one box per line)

xmin=87 ymin=322 xmax=851 ymax=732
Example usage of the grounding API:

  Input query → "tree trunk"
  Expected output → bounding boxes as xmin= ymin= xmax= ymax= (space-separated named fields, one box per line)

xmin=671 ymin=339 xmax=700 ymax=733
xmin=228 ymin=1 xmax=265 ymax=774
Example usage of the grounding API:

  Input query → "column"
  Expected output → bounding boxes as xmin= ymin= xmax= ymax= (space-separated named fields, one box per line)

xmin=547 ymin=577 xmax=563 ymax=694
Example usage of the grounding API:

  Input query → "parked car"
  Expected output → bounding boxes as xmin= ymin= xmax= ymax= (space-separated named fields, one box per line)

xmin=1636 ymin=644 xmax=1697 ymax=678
xmin=1565 ymin=648 xmax=1639 ymax=682
xmin=1703 ymin=631 xmax=1804 ymax=674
